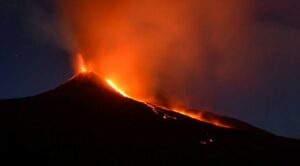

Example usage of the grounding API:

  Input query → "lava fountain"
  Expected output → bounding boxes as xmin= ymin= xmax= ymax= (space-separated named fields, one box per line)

xmin=76 ymin=53 xmax=88 ymax=73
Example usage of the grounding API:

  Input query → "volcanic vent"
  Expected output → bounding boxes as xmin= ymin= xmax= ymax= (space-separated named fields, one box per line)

xmin=0 ymin=72 xmax=299 ymax=164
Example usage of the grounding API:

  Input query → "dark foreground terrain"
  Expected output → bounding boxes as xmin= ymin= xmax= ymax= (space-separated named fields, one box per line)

xmin=0 ymin=73 xmax=299 ymax=165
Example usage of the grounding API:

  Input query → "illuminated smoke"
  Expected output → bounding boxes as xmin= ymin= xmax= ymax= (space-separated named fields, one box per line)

xmin=56 ymin=0 xmax=256 ymax=109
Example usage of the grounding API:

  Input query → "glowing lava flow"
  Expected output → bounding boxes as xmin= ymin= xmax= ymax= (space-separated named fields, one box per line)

xmin=170 ymin=108 xmax=231 ymax=128
xmin=105 ymin=79 xmax=231 ymax=128
xmin=105 ymin=79 xmax=129 ymax=98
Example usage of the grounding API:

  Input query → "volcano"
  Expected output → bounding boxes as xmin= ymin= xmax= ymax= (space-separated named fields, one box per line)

xmin=0 ymin=72 xmax=299 ymax=165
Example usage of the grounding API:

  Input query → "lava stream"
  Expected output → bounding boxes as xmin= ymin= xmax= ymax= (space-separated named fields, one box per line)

xmin=105 ymin=79 xmax=231 ymax=128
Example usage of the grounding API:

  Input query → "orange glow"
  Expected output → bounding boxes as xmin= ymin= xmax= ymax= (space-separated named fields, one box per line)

xmin=105 ymin=78 xmax=230 ymax=128
xmin=106 ymin=79 xmax=129 ymax=98
xmin=171 ymin=108 xmax=231 ymax=128
xmin=59 ymin=1 xmax=238 ymax=129
xmin=81 ymin=66 xmax=87 ymax=73
xmin=76 ymin=53 xmax=88 ymax=73
xmin=148 ymin=103 xmax=231 ymax=128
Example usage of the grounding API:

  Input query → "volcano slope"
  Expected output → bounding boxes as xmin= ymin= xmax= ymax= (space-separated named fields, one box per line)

xmin=0 ymin=73 xmax=299 ymax=165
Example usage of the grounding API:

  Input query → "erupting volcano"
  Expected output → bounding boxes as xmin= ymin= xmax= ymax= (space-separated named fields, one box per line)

xmin=76 ymin=58 xmax=255 ymax=130
xmin=0 ymin=66 xmax=299 ymax=165
xmin=1 ymin=0 xmax=300 ymax=164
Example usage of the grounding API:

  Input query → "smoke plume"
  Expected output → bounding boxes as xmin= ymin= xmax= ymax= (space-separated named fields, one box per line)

xmin=56 ymin=0 xmax=300 ymax=136
xmin=57 ymin=0 xmax=253 ymax=106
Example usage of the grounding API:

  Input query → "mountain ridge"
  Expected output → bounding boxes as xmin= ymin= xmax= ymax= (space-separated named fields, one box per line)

xmin=33 ymin=72 xmax=273 ymax=133
xmin=0 ymin=72 xmax=299 ymax=165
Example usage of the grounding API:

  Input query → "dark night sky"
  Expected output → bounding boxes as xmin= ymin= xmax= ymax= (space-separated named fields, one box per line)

xmin=0 ymin=0 xmax=72 ymax=99
xmin=0 ymin=0 xmax=300 ymax=138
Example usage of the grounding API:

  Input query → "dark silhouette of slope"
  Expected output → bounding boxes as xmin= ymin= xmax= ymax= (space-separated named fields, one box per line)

xmin=0 ymin=72 xmax=299 ymax=165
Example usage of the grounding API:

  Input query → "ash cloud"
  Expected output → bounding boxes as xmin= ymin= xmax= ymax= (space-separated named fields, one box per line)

xmin=56 ymin=0 xmax=300 ymax=137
